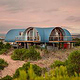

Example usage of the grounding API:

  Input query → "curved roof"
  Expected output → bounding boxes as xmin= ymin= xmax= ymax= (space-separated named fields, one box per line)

xmin=5 ymin=29 xmax=25 ymax=42
xmin=63 ymin=29 xmax=72 ymax=41
xmin=5 ymin=27 xmax=72 ymax=42
xmin=35 ymin=27 xmax=54 ymax=42
xmin=36 ymin=27 xmax=72 ymax=42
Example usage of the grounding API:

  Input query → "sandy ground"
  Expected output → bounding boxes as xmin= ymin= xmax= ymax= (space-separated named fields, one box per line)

xmin=0 ymin=48 xmax=72 ymax=78
xmin=0 ymin=54 xmax=25 ymax=78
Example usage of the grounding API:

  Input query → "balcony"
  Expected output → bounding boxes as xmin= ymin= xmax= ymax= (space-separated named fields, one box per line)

xmin=15 ymin=36 xmax=40 ymax=42
xmin=49 ymin=36 xmax=73 ymax=42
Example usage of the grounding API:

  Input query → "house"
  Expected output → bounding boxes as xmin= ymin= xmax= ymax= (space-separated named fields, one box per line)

xmin=0 ymin=37 xmax=5 ymax=43
xmin=5 ymin=27 xmax=75 ymax=49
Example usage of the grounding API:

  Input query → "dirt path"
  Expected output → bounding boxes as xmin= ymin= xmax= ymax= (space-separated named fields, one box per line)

xmin=0 ymin=54 xmax=25 ymax=78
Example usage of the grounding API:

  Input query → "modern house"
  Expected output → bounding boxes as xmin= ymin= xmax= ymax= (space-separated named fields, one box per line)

xmin=5 ymin=27 xmax=75 ymax=49
xmin=0 ymin=37 xmax=5 ymax=43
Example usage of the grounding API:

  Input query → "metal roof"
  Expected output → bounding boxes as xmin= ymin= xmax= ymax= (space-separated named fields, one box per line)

xmin=5 ymin=27 xmax=72 ymax=42
xmin=36 ymin=27 xmax=54 ymax=42
xmin=5 ymin=29 xmax=25 ymax=42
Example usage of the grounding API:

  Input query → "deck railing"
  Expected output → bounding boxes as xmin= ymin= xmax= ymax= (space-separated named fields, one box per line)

xmin=49 ymin=36 xmax=73 ymax=41
xmin=15 ymin=36 xmax=74 ymax=42
xmin=15 ymin=36 xmax=39 ymax=41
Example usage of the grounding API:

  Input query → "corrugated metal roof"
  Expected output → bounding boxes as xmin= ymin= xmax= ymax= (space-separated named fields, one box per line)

xmin=63 ymin=29 xmax=72 ymax=41
xmin=5 ymin=27 xmax=72 ymax=42
xmin=36 ymin=27 xmax=54 ymax=42
xmin=5 ymin=29 xmax=25 ymax=42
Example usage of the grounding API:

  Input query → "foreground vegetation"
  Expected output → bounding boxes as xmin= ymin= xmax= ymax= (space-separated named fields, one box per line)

xmin=1 ymin=49 xmax=80 ymax=80
xmin=11 ymin=46 xmax=41 ymax=61
xmin=0 ymin=42 xmax=11 ymax=55
xmin=0 ymin=58 xmax=8 ymax=70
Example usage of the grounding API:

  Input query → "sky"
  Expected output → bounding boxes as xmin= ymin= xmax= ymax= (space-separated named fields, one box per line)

xmin=0 ymin=0 xmax=80 ymax=34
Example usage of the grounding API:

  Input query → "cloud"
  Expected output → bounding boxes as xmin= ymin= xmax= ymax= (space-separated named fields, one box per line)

xmin=66 ymin=16 xmax=80 ymax=22
xmin=0 ymin=0 xmax=27 ymax=13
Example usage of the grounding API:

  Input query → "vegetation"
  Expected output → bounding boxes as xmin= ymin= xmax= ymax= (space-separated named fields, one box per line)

xmin=73 ymin=38 xmax=80 ymax=46
xmin=11 ymin=46 xmax=41 ymax=60
xmin=0 ymin=58 xmax=8 ymax=70
xmin=50 ymin=60 xmax=66 ymax=68
xmin=0 ymin=42 xmax=11 ymax=54
xmin=67 ymin=50 xmax=80 ymax=76
xmin=0 ymin=75 xmax=12 ymax=80
xmin=13 ymin=64 xmax=80 ymax=80
xmin=13 ymin=62 xmax=42 ymax=79
xmin=51 ymin=50 xmax=80 ymax=76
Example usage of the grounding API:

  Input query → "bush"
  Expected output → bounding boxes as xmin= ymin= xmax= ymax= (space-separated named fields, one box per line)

xmin=0 ymin=49 xmax=7 ymax=55
xmin=0 ymin=58 xmax=8 ymax=70
xmin=13 ymin=62 xmax=42 ymax=79
xmin=11 ymin=48 xmax=27 ymax=60
xmin=13 ymin=65 xmax=80 ymax=80
xmin=0 ymin=42 xmax=11 ymax=55
xmin=0 ymin=42 xmax=4 ymax=50
xmin=11 ymin=47 xmax=41 ymax=60
xmin=0 ymin=75 xmax=12 ymax=80
xmin=4 ymin=43 xmax=11 ymax=49
xmin=50 ymin=60 xmax=66 ymax=68
xmin=67 ymin=50 xmax=80 ymax=76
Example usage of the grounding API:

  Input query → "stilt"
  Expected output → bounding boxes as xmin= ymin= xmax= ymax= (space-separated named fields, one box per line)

xmin=17 ymin=42 xmax=19 ymax=49
xmin=24 ymin=42 xmax=26 ymax=48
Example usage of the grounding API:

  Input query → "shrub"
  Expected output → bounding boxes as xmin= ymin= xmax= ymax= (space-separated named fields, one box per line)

xmin=11 ymin=48 xmax=27 ymax=60
xmin=0 ymin=42 xmax=4 ymax=50
xmin=0 ymin=42 xmax=11 ymax=55
xmin=25 ymin=46 xmax=41 ymax=60
xmin=0 ymin=49 xmax=7 ymax=55
xmin=13 ymin=65 xmax=80 ymax=80
xmin=33 ymin=45 xmax=41 ymax=49
xmin=11 ymin=47 xmax=41 ymax=60
xmin=50 ymin=60 xmax=66 ymax=68
xmin=13 ymin=62 xmax=42 ymax=79
xmin=0 ymin=58 xmax=8 ymax=70
xmin=67 ymin=50 xmax=80 ymax=76
xmin=4 ymin=43 xmax=11 ymax=49
xmin=0 ymin=75 xmax=12 ymax=80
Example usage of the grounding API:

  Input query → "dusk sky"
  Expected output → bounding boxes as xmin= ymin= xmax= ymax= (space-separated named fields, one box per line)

xmin=0 ymin=0 xmax=80 ymax=34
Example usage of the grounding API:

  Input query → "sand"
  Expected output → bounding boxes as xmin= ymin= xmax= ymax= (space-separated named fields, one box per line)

xmin=0 ymin=54 xmax=25 ymax=78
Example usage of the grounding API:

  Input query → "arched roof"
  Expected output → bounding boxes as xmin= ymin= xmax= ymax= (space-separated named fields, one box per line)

xmin=63 ymin=29 xmax=72 ymax=41
xmin=5 ymin=29 xmax=25 ymax=42
xmin=5 ymin=27 xmax=72 ymax=42
xmin=36 ymin=27 xmax=72 ymax=42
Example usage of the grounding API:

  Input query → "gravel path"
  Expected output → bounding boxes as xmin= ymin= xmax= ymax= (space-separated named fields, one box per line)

xmin=0 ymin=54 xmax=25 ymax=78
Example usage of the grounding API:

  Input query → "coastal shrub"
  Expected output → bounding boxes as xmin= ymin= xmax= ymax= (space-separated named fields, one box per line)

xmin=0 ymin=49 xmax=7 ymax=54
xmin=33 ymin=45 xmax=41 ymax=49
xmin=13 ymin=64 xmax=80 ymax=80
xmin=25 ymin=46 xmax=41 ymax=60
xmin=73 ymin=38 xmax=80 ymax=46
xmin=67 ymin=50 xmax=80 ymax=76
xmin=0 ymin=42 xmax=11 ymax=55
xmin=4 ymin=43 xmax=11 ymax=49
xmin=0 ymin=75 xmax=12 ymax=80
xmin=11 ymin=48 xmax=27 ymax=60
xmin=11 ymin=47 xmax=41 ymax=60
xmin=0 ymin=42 xmax=4 ymax=50
xmin=50 ymin=60 xmax=66 ymax=68
xmin=0 ymin=58 xmax=8 ymax=70
xmin=13 ymin=62 xmax=42 ymax=79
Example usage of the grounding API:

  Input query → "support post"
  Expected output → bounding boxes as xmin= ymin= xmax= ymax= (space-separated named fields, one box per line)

xmin=24 ymin=42 xmax=26 ymax=48
xmin=17 ymin=42 xmax=19 ymax=49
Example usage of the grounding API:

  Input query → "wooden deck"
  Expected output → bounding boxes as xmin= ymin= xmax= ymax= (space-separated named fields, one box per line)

xmin=49 ymin=41 xmax=76 ymax=43
xmin=15 ymin=41 xmax=40 ymax=42
xmin=15 ymin=40 xmax=76 ymax=43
